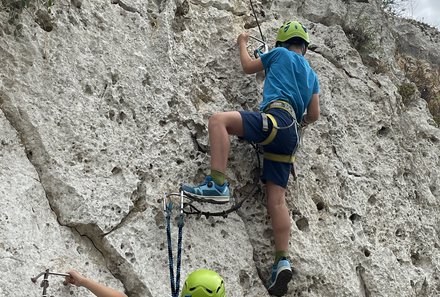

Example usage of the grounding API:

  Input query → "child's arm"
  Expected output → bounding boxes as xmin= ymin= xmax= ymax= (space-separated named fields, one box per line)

xmin=64 ymin=270 xmax=128 ymax=297
xmin=302 ymin=93 xmax=320 ymax=125
xmin=237 ymin=32 xmax=264 ymax=74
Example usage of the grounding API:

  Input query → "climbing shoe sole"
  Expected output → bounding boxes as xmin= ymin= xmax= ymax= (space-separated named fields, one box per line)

xmin=268 ymin=268 xmax=293 ymax=296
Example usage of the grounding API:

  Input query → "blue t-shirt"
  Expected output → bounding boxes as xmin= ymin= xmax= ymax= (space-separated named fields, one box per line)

xmin=260 ymin=47 xmax=319 ymax=121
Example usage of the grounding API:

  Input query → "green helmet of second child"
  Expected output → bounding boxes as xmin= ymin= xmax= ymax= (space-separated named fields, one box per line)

xmin=180 ymin=269 xmax=226 ymax=297
xmin=276 ymin=20 xmax=310 ymax=44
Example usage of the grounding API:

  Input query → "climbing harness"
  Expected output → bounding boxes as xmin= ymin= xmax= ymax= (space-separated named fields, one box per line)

xmin=249 ymin=0 xmax=268 ymax=57
xmin=164 ymin=192 xmax=185 ymax=297
xmin=259 ymin=100 xmax=300 ymax=168
xmin=31 ymin=270 xmax=69 ymax=297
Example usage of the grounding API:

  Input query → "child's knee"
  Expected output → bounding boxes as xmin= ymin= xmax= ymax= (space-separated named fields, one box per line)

xmin=267 ymin=198 xmax=287 ymax=215
xmin=208 ymin=113 xmax=223 ymax=128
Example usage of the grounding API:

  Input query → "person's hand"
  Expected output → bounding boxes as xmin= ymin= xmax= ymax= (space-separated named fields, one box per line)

xmin=300 ymin=120 xmax=309 ymax=129
xmin=300 ymin=114 xmax=310 ymax=128
xmin=237 ymin=32 xmax=250 ymax=45
xmin=64 ymin=270 xmax=86 ymax=287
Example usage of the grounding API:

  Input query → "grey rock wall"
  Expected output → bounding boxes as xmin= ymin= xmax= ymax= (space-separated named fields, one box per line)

xmin=0 ymin=0 xmax=439 ymax=296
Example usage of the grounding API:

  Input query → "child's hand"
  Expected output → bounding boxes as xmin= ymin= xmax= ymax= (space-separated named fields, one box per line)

xmin=237 ymin=32 xmax=250 ymax=45
xmin=64 ymin=270 xmax=86 ymax=287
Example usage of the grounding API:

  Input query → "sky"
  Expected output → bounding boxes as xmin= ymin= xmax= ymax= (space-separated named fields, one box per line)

xmin=400 ymin=0 xmax=440 ymax=29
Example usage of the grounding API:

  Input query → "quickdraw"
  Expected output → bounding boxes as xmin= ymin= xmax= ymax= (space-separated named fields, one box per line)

xmin=31 ymin=270 xmax=69 ymax=297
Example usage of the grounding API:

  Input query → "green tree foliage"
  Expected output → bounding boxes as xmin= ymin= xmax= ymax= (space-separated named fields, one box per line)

xmin=398 ymin=83 xmax=417 ymax=106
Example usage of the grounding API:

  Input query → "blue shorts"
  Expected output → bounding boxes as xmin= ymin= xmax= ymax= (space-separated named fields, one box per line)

xmin=239 ymin=108 xmax=299 ymax=188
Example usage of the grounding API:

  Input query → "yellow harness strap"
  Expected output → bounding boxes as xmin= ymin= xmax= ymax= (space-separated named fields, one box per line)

xmin=259 ymin=113 xmax=278 ymax=145
xmin=263 ymin=152 xmax=296 ymax=163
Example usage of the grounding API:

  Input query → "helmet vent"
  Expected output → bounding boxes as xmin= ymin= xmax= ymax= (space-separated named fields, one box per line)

xmin=216 ymin=280 xmax=224 ymax=292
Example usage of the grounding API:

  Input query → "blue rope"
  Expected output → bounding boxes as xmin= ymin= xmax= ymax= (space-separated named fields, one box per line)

xmin=165 ymin=198 xmax=185 ymax=297
xmin=166 ymin=202 xmax=176 ymax=297
xmin=175 ymin=214 xmax=184 ymax=295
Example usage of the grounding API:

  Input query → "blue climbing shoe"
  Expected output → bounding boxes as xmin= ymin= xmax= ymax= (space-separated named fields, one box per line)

xmin=180 ymin=176 xmax=230 ymax=204
xmin=268 ymin=258 xmax=293 ymax=296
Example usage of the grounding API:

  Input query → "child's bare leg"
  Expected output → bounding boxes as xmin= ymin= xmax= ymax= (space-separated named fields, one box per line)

xmin=266 ymin=181 xmax=290 ymax=252
xmin=208 ymin=111 xmax=244 ymax=173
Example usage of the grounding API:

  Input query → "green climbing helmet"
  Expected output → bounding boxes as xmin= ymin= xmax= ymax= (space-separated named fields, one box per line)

xmin=180 ymin=269 xmax=226 ymax=297
xmin=276 ymin=20 xmax=310 ymax=44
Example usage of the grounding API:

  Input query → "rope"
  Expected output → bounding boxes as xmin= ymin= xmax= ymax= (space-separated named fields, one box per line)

xmin=165 ymin=202 xmax=176 ymax=297
xmin=176 ymin=215 xmax=184 ymax=295
xmin=164 ymin=192 xmax=185 ymax=297
xmin=249 ymin=0 xmax=265 ymax=42
xmin=249 ymin=0 xmax=269 ymax=57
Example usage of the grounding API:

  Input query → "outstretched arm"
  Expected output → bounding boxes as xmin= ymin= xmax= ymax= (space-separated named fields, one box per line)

xmin=64 ymin=270 xmax=127 ymax=297
xmin=237 ymin=32 xmax=264 ymax=74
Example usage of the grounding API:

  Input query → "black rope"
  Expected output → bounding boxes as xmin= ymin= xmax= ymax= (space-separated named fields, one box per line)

xmin=249 ymin=0 xmax=265 ymax=42
xmin=182 ymin=188 xmax=255 ymax=219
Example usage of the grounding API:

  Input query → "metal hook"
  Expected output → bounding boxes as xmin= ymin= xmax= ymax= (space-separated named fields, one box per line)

xmin=31 ymin=269 xmax=70 ymax=297
xmin=31 ymin=270 xmax=70 ymax=283
xmin=163 ymin=192 xmax=168 ymax=212
xmin=180 ymin=191 xmax=184 ymax=215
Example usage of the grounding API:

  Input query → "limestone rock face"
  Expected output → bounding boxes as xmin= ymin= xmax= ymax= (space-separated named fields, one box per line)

xmin=0 ymin=0 xmax=439 ymax=296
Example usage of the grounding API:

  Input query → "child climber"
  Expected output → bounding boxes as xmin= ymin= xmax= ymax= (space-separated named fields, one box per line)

xmin=181 ymin=21 xmax=320 ymax=296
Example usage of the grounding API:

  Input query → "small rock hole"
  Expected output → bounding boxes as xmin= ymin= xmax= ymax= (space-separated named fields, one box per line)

xmin=349 ymin=213 xmax=361 ymax=223
xmin=112 ymin=167 xmax=122 ymax=175
xmin=363 ymin=248 xmax=371 ymax=257
xmin=295 ymin=217 xmax=309 ymax=232
xmin=316 ymin=201 xmax=325 ymax=211
xmin=368 ymin=194 xmax=377 ymax=204
xmin=377 ymin=126 xmax=390 ymax=137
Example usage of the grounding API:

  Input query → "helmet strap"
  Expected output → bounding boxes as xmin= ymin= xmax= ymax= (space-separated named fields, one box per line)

xmin=301 ymin=44 xmax=307 ymax=55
